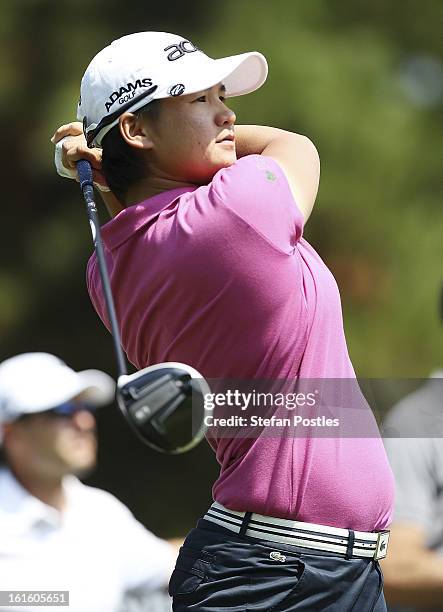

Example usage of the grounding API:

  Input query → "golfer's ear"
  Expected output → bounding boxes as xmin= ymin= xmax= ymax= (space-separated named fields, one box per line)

xmin=119 ymin=112 xmax=154 ymax=150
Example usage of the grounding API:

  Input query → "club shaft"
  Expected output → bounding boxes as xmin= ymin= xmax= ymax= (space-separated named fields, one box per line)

xmin=77 ymin=161 xmax=127 ymax=377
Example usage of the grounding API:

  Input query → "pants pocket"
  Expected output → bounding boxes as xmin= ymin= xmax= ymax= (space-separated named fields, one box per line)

xmin=254 ymin=558 xmax=307 ymax=611
xmin=168 ymin=546 xmax=214 ymax=597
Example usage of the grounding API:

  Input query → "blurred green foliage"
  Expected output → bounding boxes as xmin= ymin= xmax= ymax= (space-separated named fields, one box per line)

xmin=0 ymin=0 xmax=442 ymax=534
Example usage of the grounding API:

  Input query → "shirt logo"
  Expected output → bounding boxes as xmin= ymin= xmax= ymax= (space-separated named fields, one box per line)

xmin=105 ymin=78 xmax=154 ymax=112
xmin=164 ymin=40 xmax=199 ymax=61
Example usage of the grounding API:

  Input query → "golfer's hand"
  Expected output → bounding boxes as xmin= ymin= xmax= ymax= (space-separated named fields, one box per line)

xmin=51 ymin=122 xmax=108 ymax=190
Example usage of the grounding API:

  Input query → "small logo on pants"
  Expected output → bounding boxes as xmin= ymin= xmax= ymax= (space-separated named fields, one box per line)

xmin=270 ymin=551 xmax=286 ymax=562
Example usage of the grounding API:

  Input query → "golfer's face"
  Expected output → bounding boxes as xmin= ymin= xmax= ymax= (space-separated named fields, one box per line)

xmin=11 ymin=403 xmax=97 ymax=478
xmin=149 ymin=82 xmax=237 ymax=184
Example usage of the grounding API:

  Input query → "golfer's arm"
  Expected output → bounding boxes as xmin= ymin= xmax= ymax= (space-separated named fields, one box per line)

xmin=381 ymin=523 xmax=443 ymax=607
xmin=234 ymin=125 xmax=320 ymax=223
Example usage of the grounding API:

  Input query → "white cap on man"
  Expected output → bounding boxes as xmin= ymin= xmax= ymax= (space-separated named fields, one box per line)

xmin=0 ymin=353 xmax=115 ymax=425
xmin=78 ymin=31 xmax=268 ymax=147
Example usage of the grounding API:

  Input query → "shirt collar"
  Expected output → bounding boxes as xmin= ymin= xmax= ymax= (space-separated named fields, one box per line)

xmin=101 ymin=187 xmax=198 ymax=252
xmin=0 ymin=468 xmax=79 ymax=532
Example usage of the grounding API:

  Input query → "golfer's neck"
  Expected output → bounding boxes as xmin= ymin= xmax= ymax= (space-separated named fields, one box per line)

xmin=12 ymin=467 xmax=66 ymax=512
xmin=124 ymin=176 xmax=197 ymax=207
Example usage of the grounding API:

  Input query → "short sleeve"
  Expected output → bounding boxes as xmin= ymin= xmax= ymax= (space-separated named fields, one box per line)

xmin=209 ymin=155 xmax=304 ymax=254
xmin=383 ymin=435 xmax=435 ymax=532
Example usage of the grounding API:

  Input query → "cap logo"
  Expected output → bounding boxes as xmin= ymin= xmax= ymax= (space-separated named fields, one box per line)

xmin=105 ymin=78 xmax=154 ymax=113
xmin=164 ymin=40 xmax=199 ymax=62
xmin=168 ymin=84 xmax=185 ymax=97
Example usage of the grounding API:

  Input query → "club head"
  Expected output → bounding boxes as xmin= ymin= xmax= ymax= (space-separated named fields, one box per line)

xmin=116 ymin=362 xmax=210 ymax=454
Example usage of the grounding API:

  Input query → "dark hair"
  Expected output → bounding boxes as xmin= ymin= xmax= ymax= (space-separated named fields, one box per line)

xmin=101 ymin=100 xmax=162 ymax=204
xmin=0 ymin=445 xmax=7 ymax=467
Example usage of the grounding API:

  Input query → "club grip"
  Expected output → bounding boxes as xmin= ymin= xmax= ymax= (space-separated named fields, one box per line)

xmin=77 ymin=159 xmax=94 ymax=191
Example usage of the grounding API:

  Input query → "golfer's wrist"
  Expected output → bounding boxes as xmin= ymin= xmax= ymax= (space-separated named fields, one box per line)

xmin=54 ymin=136 xmax=109 ymax=192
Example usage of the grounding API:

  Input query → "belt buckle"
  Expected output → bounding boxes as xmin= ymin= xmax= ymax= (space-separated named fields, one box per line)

xmin=374 ymin=530 xmax=390 ymax=560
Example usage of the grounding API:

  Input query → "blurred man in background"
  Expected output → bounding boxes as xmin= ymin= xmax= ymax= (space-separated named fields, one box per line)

xmin=382 ymin=289 xmax=443 ymax=611
xmin=0 ymin=352 xmax=177 ymax=612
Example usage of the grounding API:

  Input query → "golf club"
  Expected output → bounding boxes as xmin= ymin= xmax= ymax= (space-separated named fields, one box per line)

xmin=76 ymin=159 xmax=210 ymax=454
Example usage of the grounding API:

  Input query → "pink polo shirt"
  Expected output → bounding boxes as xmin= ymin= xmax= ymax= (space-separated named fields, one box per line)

xmin=87 ymin=155 xmax=394 ymax=531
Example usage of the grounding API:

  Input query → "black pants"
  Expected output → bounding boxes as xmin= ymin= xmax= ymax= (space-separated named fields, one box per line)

xmin=169 ymin=519 xmax=386 ymax=611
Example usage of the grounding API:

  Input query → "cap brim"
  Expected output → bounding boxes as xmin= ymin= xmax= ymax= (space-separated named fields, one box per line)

xmin=74 ymin=369 xmax=116 ymax=407
xmin=162 ymin=51 xmax=268 ymax=99
xmin=1 ymin=370 xmax=116 ymax=421
xmin=213 ymin=52 xmax=268 ymax=97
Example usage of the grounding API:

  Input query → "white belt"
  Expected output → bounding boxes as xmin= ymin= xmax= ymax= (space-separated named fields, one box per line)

xmin=203 ymin=502 xmax=389 ymax=561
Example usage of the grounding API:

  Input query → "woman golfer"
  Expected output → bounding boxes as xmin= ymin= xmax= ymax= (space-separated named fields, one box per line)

xmin=53 ymin=31 xmax=394 ymax=611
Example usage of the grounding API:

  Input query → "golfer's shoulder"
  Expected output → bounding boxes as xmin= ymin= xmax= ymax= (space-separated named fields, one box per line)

xmin=206 ymin=155 xmax=304 ymax=249
xmin=72 ymin=480 xmax=140 ymax=521
xmin=210 ymin=154 xmax=292 ymax=203
xmin=69 ymin=478 xmax=119 ymax=505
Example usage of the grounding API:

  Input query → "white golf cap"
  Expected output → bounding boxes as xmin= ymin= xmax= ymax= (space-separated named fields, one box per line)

xmin=0 ymin=353 xmax=115 ymax=425
xmin=78 ymin=31 xmax=268 ymax=147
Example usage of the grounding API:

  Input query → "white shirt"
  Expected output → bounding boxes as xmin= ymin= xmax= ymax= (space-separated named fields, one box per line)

xmin=0 ymin=468 xmax=175 ymax=611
